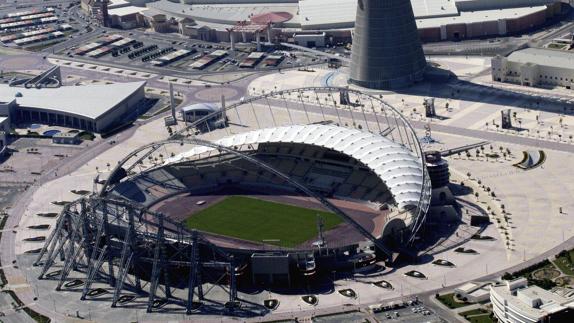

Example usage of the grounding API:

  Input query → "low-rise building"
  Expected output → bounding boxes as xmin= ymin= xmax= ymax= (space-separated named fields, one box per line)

xmin=180 ymin=103 xmax=226 ymax=131
xmin=108 ymin=6 xmax=147 ymax=29
xmin=455 ymin=282 xmax=492 ymax=303
xmin=293 ymin=32 xmax=326 ymax=48
xmin=492 ymin=48 xmax=574 ymax=89
xmin=0 ymin=81 xmax=146 ymax=133
xmin=52 ymin=132 xmax=81 ymax=145
xmin=490 ymin=277 xmax=574 ymax=322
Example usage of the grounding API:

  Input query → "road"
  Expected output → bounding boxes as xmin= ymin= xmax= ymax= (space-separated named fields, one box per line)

xmin=267 ymin=95 xmax=574 ymax=154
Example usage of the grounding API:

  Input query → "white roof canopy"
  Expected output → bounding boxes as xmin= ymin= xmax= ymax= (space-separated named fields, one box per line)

xmin=167 ymin=124 xmax=425 ymax=209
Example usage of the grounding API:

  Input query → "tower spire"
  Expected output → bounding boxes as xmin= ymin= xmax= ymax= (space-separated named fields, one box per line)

xmin=349 ymin=0 xmax=427 ymax=89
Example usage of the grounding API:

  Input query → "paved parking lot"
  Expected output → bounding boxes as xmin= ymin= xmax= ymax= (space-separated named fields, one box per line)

xmin=313 ymin=311 xmax=369 ymax=323
xmin=373 ymin=304 xmax=444 ymax=322
xmin=54 ymin=30 xmax=317 ymax=76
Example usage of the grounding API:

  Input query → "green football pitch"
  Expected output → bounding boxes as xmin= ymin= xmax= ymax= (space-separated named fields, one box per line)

xmin=183 ymin=196 xmax=343 ymax=247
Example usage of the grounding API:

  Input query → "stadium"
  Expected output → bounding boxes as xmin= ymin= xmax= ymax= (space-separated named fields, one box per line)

xmin=35 ymin=87 xmax=431 ymax=314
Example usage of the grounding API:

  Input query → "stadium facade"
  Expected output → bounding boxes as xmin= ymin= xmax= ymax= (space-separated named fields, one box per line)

xmin=35 ymin=87 xmax=431 ymax=314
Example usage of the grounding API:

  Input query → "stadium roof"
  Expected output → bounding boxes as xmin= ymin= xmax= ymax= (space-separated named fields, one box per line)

xmin=0 ymin=81 xmax=146 ymax=120
xmin=506 ymin=47 xmax=574 ymax=70
xmin=167 ymin=124 xmax=425 ymax=209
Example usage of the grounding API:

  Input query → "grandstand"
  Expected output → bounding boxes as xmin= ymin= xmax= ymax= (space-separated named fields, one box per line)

xmin=36 ymin=87 xmax=431 ymax=315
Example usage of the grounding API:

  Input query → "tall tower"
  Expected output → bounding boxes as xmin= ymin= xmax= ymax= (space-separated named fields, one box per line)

xmin=349 ymin=0 xmax=427 ymax=90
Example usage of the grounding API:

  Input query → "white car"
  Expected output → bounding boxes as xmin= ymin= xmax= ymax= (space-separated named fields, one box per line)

xmin=196 ymin=200 xmax=206 ymax=206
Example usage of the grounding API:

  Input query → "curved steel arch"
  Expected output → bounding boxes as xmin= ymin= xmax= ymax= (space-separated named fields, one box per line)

xmin=100 ymin=138 xmax=394 ymax=257
xmin=173 ymin=86 xmax=422 ymax=154
xmin=102 ymin=87 xmax=429 ymax=245
xmin=171 ymin=87 xmax=430 ymax=243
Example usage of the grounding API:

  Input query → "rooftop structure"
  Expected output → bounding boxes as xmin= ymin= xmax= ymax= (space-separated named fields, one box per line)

xmin=0 ymin=25 xmax=71 ymax=43
xmin=349 ymin=0 xmax=427 ymax=89
xmin=150 ymin=49 xmax=194 ymax=66
xmin=490 ymin=278 xmax=574 ymax=322
xmin=506 ymin=47 xmax=574 ymax=67
xmin=190 ymin=49 xmax=227 ymax=69
xmin=108 ymin=5 xmax=146 ymax=17
xmin=239 ymin=52 xmax=266 ymax=68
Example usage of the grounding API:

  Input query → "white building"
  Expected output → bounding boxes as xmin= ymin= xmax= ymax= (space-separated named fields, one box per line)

xmin=492 ymin=48 xmax=574 ymax=89
xmin=490 ymin=277 xmax=574 ymax=322
xmin=180 ymin=103 xmax=226 ymax=130
xmin=0 ymin=81 xmax=146 ymax=133
xmin=455 ymin=281 xmax=492 ymax=303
